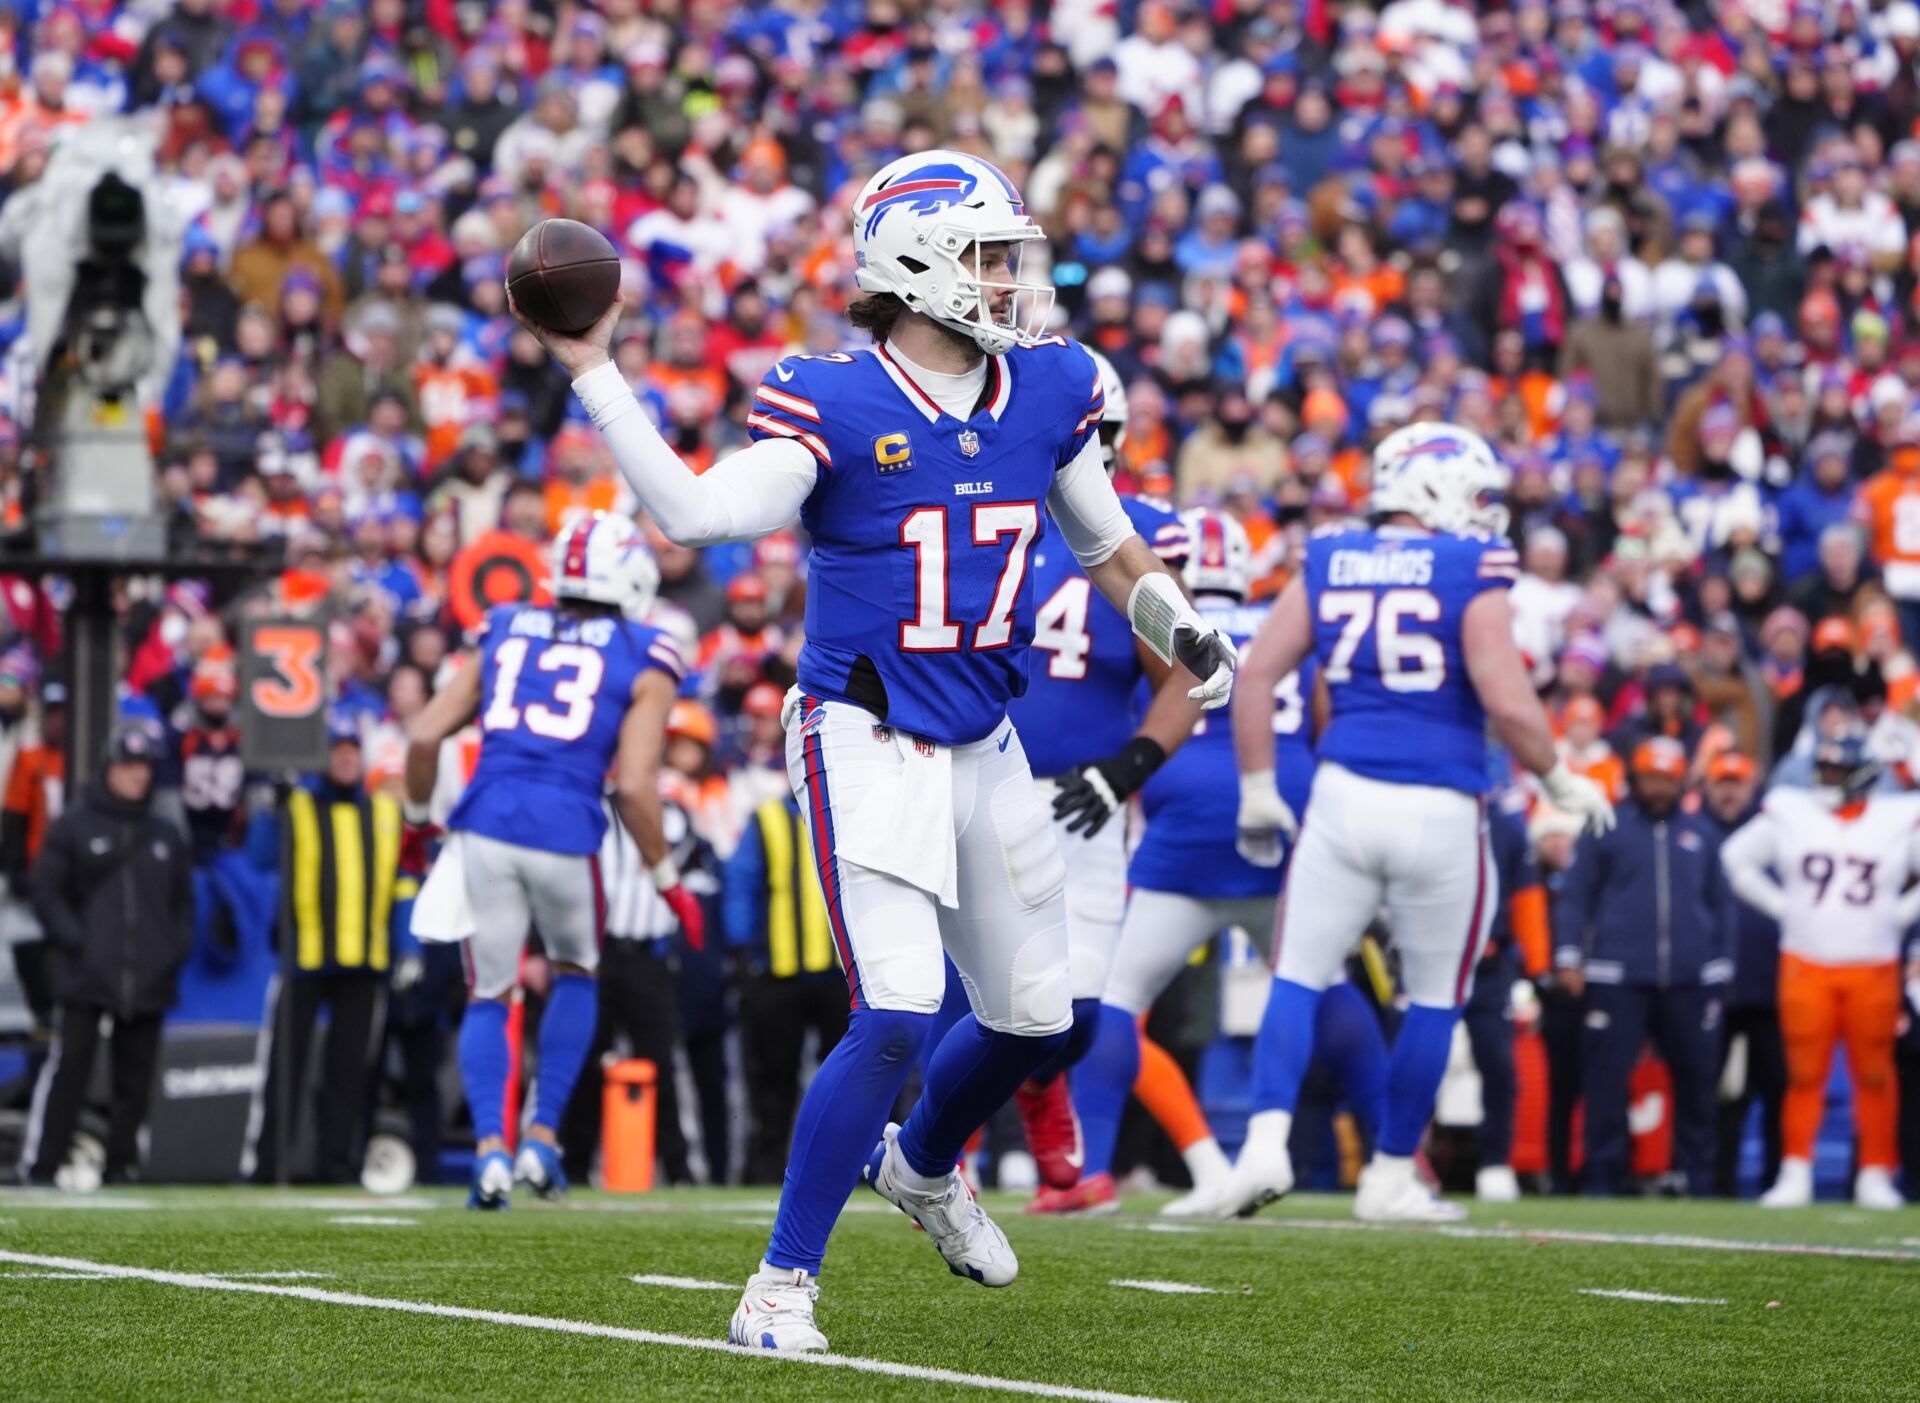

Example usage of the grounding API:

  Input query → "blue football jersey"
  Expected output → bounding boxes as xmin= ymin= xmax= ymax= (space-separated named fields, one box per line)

xmin=1010 ymin=495 xmax=1189 ymax=778
xmin=1305 ymin=525 xmax=1518 ymax=795
xmin=746 ymin=338 xmax=1105 ymax=746
xmin=449 ymin=604 xmax=685 ymax=856
xmin=1129 ymin=597 xmax=1317 ymax=898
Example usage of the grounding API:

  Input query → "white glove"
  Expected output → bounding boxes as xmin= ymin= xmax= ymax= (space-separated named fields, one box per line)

xmin=1174 ymin=621 xmax=1239 ymax=710
xmin=1541 ymin=761 xmax=1616 ymax=836
xmin=1235 ymin=769 xmax=1298 ymax=867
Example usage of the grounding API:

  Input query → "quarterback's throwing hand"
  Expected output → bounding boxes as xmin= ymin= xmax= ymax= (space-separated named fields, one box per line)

xmin=1174 ymin=621 xmax=1238 ymax=709
xmin=1235 ymin=770 xmax=1298 ymax=867
xmin=1541 ymin=762 xmax=1616 ymax=836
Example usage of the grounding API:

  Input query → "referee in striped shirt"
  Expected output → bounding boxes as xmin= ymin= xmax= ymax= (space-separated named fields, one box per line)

xmin=559 ymin=796 xmax=704 ymax=1184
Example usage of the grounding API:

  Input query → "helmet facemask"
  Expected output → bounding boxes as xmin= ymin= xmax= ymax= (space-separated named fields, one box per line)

xmin=917 ymin=233 xmax=1054 ymax=355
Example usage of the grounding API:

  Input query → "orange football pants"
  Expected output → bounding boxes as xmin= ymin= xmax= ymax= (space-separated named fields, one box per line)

xmin=1777 ymin=953 xmax=1901 ymax=1169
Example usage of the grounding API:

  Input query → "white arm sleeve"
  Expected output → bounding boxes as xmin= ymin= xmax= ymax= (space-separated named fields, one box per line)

xmin=1720 ymin=814 xmax=1787 ymax=922
xmin=572 ymin=362 xmax=816 ymax=546
xmin=1046 ymin=435 xmax=1134 ymax=569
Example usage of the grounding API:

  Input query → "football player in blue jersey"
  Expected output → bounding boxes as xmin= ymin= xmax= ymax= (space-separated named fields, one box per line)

xmin=1003 ymin=348 xmax=1205 ymax=1199
xmin=511 ymin=150 xmax=1239 ymax=1351
xmin=403 ymin=512 xmax=696 ymax=1209
xmin=1062 ymin=508 xmax=1385 ymax=1215
xmin=1222 ymin=423 xmax=1616 ymax=1222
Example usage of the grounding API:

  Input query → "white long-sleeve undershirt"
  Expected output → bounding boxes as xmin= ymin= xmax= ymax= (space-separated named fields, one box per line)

xmin=570 ymin=353 xmax=1134 ymax=567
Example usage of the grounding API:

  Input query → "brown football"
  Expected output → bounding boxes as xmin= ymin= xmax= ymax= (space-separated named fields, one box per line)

xmin=506 ymin=218 xmax=621 ymax=334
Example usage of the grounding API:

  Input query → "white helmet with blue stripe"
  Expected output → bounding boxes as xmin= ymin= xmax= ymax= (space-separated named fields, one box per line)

xmin=851 ymin=150 xmax=1054 ymax=355
xmin=1368 ymin=422 xmax=1511 ymax=537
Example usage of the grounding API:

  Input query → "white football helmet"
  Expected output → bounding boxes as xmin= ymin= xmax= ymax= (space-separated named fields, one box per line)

xmin=1087 ymin=347 xmax=1130 ymax=471
xmin=1367 ymin=422 xmax=1511 ymax=537
xmin=851 ymin=150 xmax=1054 ymax=355
xmin=1180 ymin=507 xmax=1252 ymax=600
xmin=550 ymin=511 xmax=660 ymax=620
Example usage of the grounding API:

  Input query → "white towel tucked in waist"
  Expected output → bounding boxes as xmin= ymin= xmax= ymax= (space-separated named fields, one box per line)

xmin=836 ymin=729 xmax=960 ymax=910
xmin=412 ymin=831 xmax=476 ymax=942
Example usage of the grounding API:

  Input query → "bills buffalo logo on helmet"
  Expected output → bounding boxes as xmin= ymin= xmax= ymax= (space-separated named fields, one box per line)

xmin=858 ymin=161 xmax=1025 ymax=241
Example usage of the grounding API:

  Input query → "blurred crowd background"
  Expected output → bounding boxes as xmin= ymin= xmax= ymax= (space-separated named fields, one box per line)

xmin=1 ymin=0 xmax=1919 ymax=1196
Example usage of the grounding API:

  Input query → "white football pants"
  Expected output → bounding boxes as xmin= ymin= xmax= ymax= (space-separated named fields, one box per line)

xmin=1032 ymin=776 xmax=1130 ymax=1002
xmin=461 ymin=831 xmax=603 ymax=998
xmin=786 ymin=696 xmax=1072 ymax=1036
xmin=1104 ymin=888 xmax=1279 ymax=1015
xmin=1273 ymin=763 xmax=1496 ymax=1008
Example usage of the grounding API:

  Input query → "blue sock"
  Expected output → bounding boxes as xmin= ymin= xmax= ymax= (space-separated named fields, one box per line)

xmin=920 ymin=959 xmax=971 ymax=1075
xmin=1381 ymin=1003 xmax=1463 ymax=1156
xmin=766 ymin=1007 xmax=930 ymax=1274
xmin=1030 ymin=997 xmax=1102 ymax=1086
xmin=1251 ymin=978 xmax=1323 ymax=1114
xmin=533 ymin=974 xmax=597 ymax=1133
xmin=458 ymin=998 xmax=510 ymax=1145
xmin=1070 ymin=1002 xmax=1139 ymax=1179
xmin=896 ymin=1015 xmax=1069 ymax=1178
xmin=1314 ymin=983 xmax=1389 ymax=1143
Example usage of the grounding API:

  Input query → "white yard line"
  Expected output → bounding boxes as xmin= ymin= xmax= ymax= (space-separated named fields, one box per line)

xmin=0 ymin=1250 xmax=1183 ymax=1403
xmin=213 ymin=1271 xmax=334 ymax=1280
xmin=0 ymin=1270 xmax=118 ymax=1279
xmin=1115 ymin=1224 xmax=1204 ymax=1235
xmin=1255 ymin=1216 xmax=1920 ymax=1262
xmin=1577 ymin=1289 xmax=1727 ymax=1306
xmin=628 ymin=1274 xmax=736 ymax=1291
xmin=1109 ymin=1279 xmax=1219 ymax=1296
xmin=326 ymin=1216 xmax=417 ymax=1227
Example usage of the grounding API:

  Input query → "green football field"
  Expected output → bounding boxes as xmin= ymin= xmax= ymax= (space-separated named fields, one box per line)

xmin=2 ymin=1185 xmax=1917 ymax=1401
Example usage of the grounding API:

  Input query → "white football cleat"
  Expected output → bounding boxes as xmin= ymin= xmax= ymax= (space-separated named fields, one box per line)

xmin=1760 ymin=1157 xmax=1813 ymax=1209
xmin=1854 ymin=1167 xmax=1905 ymax=1211
xmin=863 ymin=1122 xmax=1018 ymax=1287
xmin=1475 ymin=1165 xmax=1521 ymax=1204
xmin=1210 ymin=1111 xmax=1294 ymax=1219
xmin=1355 ymin=1156 xmax=1466 ymax=1223
xmin=729 ymin=1262 xmax=828 ymax=1352
xmin=1161 ymin=1176 xmax=1235 ymax=1218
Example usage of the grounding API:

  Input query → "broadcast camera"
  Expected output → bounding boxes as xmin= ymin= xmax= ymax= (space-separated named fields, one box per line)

xmin=0 ymin=116 xmax=181 ymax=560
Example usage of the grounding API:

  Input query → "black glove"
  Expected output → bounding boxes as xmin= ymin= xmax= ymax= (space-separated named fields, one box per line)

xmin=1051 ymin=736 xmax=1167 ymax=837
xmin=1172 ymin=621 xmax=1238 ymax=708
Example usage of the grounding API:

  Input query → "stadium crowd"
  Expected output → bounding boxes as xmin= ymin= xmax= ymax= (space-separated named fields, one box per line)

xmin=3 ymin=0 xmax=1920 ymax=1197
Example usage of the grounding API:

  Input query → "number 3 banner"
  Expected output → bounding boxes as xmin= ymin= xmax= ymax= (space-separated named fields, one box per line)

xmin=239 ymin=616 xmax=329 ymax=772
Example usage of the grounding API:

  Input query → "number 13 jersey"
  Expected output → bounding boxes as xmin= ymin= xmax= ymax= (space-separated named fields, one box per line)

xmin=747 ymin=340 xmax=1104 ymax=747
xmin=449 ymin=603 xmax=685 ymax=855
xmin=1304 ymin=524 xmax=1519 ymax=796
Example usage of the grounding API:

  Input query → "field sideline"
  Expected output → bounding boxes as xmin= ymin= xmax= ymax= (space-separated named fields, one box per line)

xmin=2 ymin=1186 xmax=1917 ymax=1401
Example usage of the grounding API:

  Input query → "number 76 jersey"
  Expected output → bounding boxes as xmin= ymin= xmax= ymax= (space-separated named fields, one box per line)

xmin=449 ymin=603 xmax=685 ymax=856
xmin=1305 ymin=524 xmax=1519 ymax=796
xmin=1722 ymin=789 xmax=1920 ymax=965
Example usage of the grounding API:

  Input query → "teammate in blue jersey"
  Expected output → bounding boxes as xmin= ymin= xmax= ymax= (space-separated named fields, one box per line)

xmin=1002 ymin=348 xmax=1203 ymax=1198
xmin=1223 ymin=423 xmax=1616 ymax=1222
xmin=404 ymin=513 xmax=695 ymax=1209
xmin=1062 ymin=508 xmax=1378 ymax=1215
xmin=512 ymin=149 xmax=1239 ymax=1352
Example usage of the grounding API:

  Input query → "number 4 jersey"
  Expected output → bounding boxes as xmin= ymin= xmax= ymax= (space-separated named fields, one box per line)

xmin=746 ymin=340 xmax=1105 ymax=746
xmin=449 ymin=603 xmax=685 ymax=856
xmin=1009 ymin=495 xmax=1188 ymax=779
xmin=1305 ymin=524 xmax=1518 ymax=796
xmin=1721 ymin=789 xmax=1920 ymax=965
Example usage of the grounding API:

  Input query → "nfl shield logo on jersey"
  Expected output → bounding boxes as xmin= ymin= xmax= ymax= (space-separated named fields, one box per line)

xmin=958 ymin=430 xmax=981 ymax=458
